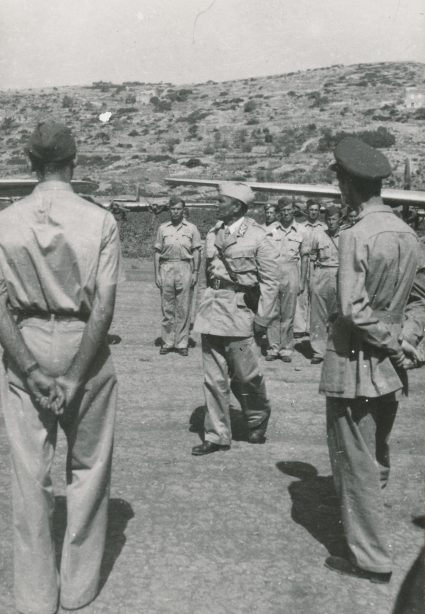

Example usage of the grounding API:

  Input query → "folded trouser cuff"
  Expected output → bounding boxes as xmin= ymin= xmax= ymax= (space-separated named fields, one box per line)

xmin=205 ymin=434 xmax=231 ymax=447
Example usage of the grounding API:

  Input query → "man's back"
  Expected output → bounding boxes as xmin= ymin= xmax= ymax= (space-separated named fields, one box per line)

xmin=0 ymin=181 xmax=118 ymax=318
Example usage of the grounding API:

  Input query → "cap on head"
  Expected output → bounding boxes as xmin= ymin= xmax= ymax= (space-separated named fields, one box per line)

xmin=277 ymin=196 xmax=292 ymax=210
xmin=26 ymin=119 xmax=76 ymax=163
xmin=264 ymin=202 xmax=276 ymax=211
xmin=219 ymin=182 xmax=255 ymax=207
xmin=330 ymin=136 xmax=392 ymax=181
xmin=306 ymin=198 xmax=320 ymax=209
xmin=325 ymin=204 xmax=342 ymax=217
xmin=169 ymin=194 xmax=185 ymax=207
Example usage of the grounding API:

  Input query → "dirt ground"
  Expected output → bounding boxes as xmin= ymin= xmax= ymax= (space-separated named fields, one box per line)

xmin=0 ymin=258 xmax=424 ymax=614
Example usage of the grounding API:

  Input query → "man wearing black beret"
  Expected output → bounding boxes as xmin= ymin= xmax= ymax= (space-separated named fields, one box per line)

xmin=320 ymin=136 xmax=419 ymax=583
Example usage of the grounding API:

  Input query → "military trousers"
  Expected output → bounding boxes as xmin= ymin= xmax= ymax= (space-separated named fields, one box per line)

xmin=326 ymin=394 xmax=398 ymax=573
xmin=2 ymin=317 xmax=117 ymax=614
xmin=294 ymin=260 xmax=313 ymax=335
xmin=310 ymin=266 xmax=337 ymax=359
xmin=267 ymin=263 xmax=299 ymax=357
xmin=160 ymin=260 xmax=192 ymax=349
xmin=201 ymin=334 xmax=271 ymax=446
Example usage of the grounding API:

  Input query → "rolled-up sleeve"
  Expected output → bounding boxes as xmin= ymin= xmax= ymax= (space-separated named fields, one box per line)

xmin=254 ymin=236 xmax=279 ymax=327
xmin=338 ymin=230 xmax=400 ymax=355
xmin=96 ymin=213 xmax=121 ymax=289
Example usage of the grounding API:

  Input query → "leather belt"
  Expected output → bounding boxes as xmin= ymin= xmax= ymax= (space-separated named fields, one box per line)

xmin=15 ymin=312 xmax=89 ymax=323
xmin=209 ymin=279 xmax=250 ymax=292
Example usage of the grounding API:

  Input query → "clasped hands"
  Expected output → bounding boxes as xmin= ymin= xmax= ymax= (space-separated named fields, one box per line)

xmin=25 ymin=368 xmax=79 ymax=416
xmin=392 ymin=339 xmax=422 ymax=371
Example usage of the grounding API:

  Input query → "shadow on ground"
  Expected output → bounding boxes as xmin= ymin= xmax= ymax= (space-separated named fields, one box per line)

xmin=276 ymin=461 xmax=347 ymax=557
xmin=294 ymin=339 xmax=313 ymax=359
xmin=53 ymin=496 xmax=134 ymax=589
xmin=189 ymin=405 xmax=249 ymax=442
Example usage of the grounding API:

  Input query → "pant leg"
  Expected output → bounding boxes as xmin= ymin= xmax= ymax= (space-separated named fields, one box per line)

xmin=279 ymin=264 xmax=299 ymax=357
xmin=174 ymin=261 xmax=192 ymax=349
xmin=294 ymin=260 xmax=310 ymax=335
xmin=267 ymin=281 xmax=284 ymax=356
xmin=226 ymin=337 xmax=271 ymax=433
xmin=310 ymin=268 xmax=336 ymax=359
xmin=60 ymin=345 xmax=117 ymax=610
xmin=2 ymin=383 xmax=59 ymax=614
xmin=202 ymin=334 xmax=232 ymax=446
xmin=326 ymin=395 xmax=396 ymax=573
xmin=160 ymin=262 xmax=176 ymax=349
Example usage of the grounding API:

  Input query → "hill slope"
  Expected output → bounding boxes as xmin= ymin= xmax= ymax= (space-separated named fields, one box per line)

xmin=1 ymin=61 xmax=425 ymax=200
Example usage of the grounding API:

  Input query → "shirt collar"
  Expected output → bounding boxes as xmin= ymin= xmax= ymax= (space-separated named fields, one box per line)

xmin=227 ymin=216 xmax=245 ymax=235
xmin=356 ymin=197 xmax=392 ymax=221
xmin=34 ymin=180 xmax=73 ymax=193
xmin=166 ymin=219 xmax=188 ymax=228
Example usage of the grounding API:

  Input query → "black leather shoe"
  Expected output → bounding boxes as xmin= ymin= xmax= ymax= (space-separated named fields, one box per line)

xmin=325 ymin=556 xmax=392 ymax=584
xmin=192 ymin=441 xmax=230 ymax=456
xmin=248 ymin=431 xmax=266 ymax=444
xmin=177 ymin=348 xmax=188 ymax=356
xmin=159 ymin=347 xmax=172 ymax=355
xmin=311 ymin=356 xmax=323 ymax=364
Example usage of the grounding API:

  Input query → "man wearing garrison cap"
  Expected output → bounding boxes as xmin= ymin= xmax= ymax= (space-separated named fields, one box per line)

xmin=192 ymin=182 xmax=278 ymax=455
xmin=0 ymin=119 xmax=120 ymax=613
xmin=320 ymin=136 xmax=419 ymax=583
xmin=308 ymin=204 xmax=342 ymax=364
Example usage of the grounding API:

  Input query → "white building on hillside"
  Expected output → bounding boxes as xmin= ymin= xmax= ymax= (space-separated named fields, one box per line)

xmin=405 ymin=87 xmax=425 ymax=109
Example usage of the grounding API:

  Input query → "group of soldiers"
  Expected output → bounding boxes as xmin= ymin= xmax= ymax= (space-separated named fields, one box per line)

xmin=0 ymin=119 xmax=423 ymax=614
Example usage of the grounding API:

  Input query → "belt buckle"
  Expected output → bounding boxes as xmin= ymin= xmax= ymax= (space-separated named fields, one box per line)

xmin=212 ymin=279 xmax=221 ymax=290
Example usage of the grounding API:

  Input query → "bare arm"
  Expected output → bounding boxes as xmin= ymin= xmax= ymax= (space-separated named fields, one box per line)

xmin=154 ymin=251 xmax=162 ymax=288
xmin=192 ymin=248 xmax=201 ymax=286
xmin=299 ymin=254 xmax=308 ymax=294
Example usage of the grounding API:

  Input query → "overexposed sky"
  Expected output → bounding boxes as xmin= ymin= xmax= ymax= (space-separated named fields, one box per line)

xmin=1 ymin=0 xmax=424 ymax=89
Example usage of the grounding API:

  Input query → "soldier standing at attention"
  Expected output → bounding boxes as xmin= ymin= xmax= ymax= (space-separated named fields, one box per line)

xmin=0 ymin=119 xmax=120 ymax=613
xmin=265 ymin=198 xmax=309 ymax=362
xmin=294 ymin=199 xmax=326 ymax=337
xmin=154 ymin=196 xmax=201 ymax=356
xmin=309 ymin=205 xmax=342 ymax=364
xmin=320 ymin=137 xmax=418 ymax=583
xmin=192 ymin=182 xmax=278 ymax=455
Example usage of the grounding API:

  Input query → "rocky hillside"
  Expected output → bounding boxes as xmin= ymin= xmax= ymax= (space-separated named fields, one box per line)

xmin=1 ymin=61 xmax=425 ymax=202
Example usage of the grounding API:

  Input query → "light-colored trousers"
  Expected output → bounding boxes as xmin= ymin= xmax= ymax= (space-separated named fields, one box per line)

xmin=267 ymin=263 xmax=299 ymax=357
xmin=310 ymin=266 xmax=337 ymax=359
xmin=294 ymin=260 xmax=313 ymax=335
xmin=202 ymin=334 xmax=271 ymax=446
xmin=326 ymin=394 xmax=398 ymax=573
xmin=2 ymin=317 xmax=117 ymax=614
xmin=160 ymin=260 xmax=192 ymax=349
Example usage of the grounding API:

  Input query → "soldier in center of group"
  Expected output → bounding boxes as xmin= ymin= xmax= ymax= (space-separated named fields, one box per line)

xmin=294 ymin=199 xmax=326 ymax=337
xmin=192 ymin=182 xmax=278 ymax=455
xmin=265 ymin=197 xmax=309 ymax=362
xmin=309 ymin=204 xmax=342 ymax=364
xmin=154 ymin=196 xmax=201 ymax=356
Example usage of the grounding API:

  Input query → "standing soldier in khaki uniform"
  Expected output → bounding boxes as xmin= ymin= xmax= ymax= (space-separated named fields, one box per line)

xmin=294 ymin=199 xmax=326 ymax=337
xmin=320 ymin=137 xmax=418 ymax=583
xmin=154 ymin=196 xmax=201 ymax=356
xmin=265 ymin=198 xmax=309 ymax=362
xmin=309 ymin=205 xmax=342 ymax=364
xmin=192 ymin=183 xmax=278 ymax=455
xmin=0 ymin=120 xmax=120 ymax=613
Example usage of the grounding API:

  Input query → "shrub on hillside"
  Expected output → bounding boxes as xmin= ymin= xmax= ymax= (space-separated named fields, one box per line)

xmin=318 ymin=126 xmax=395 ymax=151
xmin=414 ymin=107 xmax=425 ymax=120
xmin=243 ymin=100 xmax=256 ymax=113
xmin=62 ymin=95 xmax=73 ymax=108
xmin=145 ymin=154 xmax=176 ymax=163
xmin=184 ymin=158 xmax=203 ymax=168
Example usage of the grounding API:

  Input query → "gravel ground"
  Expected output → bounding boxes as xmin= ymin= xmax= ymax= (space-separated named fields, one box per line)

xmin=0 ymin=258 xmax=424 ymax=614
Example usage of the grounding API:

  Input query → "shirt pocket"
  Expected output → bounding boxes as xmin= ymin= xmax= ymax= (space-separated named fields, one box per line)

xmin=230 ymin=249 xmax=257 ymax=274
xmin=287 ymin=237 xmax=302 ymax=257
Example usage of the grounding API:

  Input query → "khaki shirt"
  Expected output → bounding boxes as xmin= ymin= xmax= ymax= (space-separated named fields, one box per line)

xmin=154 ymin=220 xmax=201 ymax=261
xmin=310 ymin=227 xmax=340 ymax=267
xmin=320 ymin=199 xmax=418 ymax=398
xmin=403 ymin=237 xmax=425 ymax=346
xmin=0 ymin=181 xmax=121 ymax=318
xmin=265 ymin=220 xmax=309 ymax=265
xmin=194 ymin=217 xmax=279 ymax=336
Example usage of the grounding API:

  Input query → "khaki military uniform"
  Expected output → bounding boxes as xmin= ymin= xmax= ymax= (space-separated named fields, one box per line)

xmin=265 ymin=220 xmax=309 ymax=357
xmin=194 ymin=217 xmax=278 ymax=445
xmin=309 ymin=226 xmax=340 ymax=359
xmin=0 ymin=181 xmax=120 ymax=614
xmin=154 ymin=220 xmax=201 ymax=349
xmin=294 ymin=219 xmax=326 ymax=335
xmin=320 ymin=200 xmax=418 ymax=574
